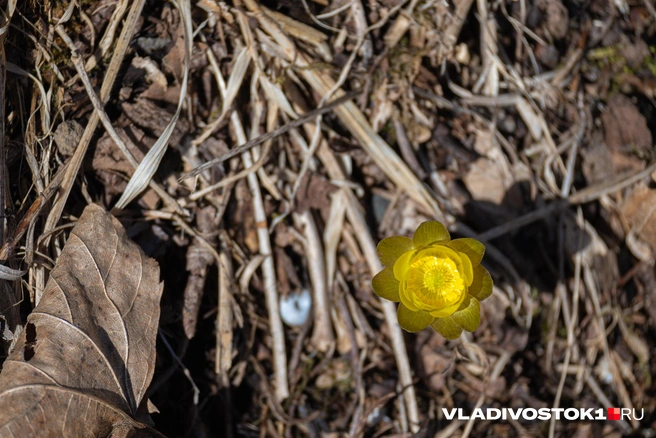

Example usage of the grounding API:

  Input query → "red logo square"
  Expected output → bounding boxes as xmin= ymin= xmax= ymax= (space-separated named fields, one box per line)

xmin=607 ymin=408 xmax=620 ymax=420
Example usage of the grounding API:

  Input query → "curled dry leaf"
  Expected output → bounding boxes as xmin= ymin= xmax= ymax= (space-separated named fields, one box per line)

xmin=0 ymin=204 xmax=164 ymax=437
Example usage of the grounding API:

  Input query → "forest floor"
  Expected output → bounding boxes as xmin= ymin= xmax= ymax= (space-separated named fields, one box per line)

xmin=1 ymin=0 xmax=656 ymax=436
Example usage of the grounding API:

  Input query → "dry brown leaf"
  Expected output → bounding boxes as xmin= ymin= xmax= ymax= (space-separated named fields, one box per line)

xmin=463 ymin=158 xmax=512 ymax=205
xmin=543 ymin=0 xmax=569 ymax=39
xmin=621 ymin=183 xmax=656 ymax=254
xmin=92 ymin=125 xmax=160 ymax=209
xmin=581 ymin=135 xmax=614 ymax=184
xmin=0 ymin=204 xmax=164 ymax=437
xmin=122 ymin=98 xmax=191 ymax=147
xmin=602 ymin=95 xmax=652 ymax=159
xmin=183 ymin=205 xmax=217 ymax=339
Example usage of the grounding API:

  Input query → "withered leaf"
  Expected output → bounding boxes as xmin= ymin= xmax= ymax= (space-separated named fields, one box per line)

xmin=0 ymin=204 xmax=164 ymax=437
xmin=622 ymin=183 xmax=656 ymax=254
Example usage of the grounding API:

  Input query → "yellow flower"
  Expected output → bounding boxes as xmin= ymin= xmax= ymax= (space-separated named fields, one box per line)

xmin=372 ymin=221 xmax=493 ymax=339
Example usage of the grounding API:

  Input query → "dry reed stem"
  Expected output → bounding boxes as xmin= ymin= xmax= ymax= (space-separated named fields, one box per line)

xmin=54 ymin=25 xmax=182 ymax=214
xmin=244 ymin=0 xmax=440 ymax=218
xmin=216 ymin=250 xmax=234 ymax=387
xmin=41 ymin=0 xmax=142 ymax=225
xmin=295 ymin=211 xmax=334 ymax=352
xmin=476 ymin=0 xmax=499 ymax=97
xmin=461 ymin=351 xmax=511 ymax=437
xmin=210 ymin=13 xmax=288 ymax=400
xmin=241 ymin=119 xmax=290 ymax=400
xmin=0 ymin=0 xmax=16 ymax=266
xmin=583 ymin=264 xmax=637 ymax=429
xmin=84 ymin=0 xmax=129 ymax=72
xmin=38 ymin=0 xmax=146 ymax=304
xmin=345 ymin=199 xmax=420 ymax=433
xmin=293 ymin=104 xmax=421 ymax=431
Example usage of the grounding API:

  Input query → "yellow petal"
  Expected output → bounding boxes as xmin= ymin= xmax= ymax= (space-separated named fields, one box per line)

xmin=377 ymin=236 xmax=413 ymax=267
xmin=428 ymin=292 xmax=466 ymax=318
xmin=414 ymin=245 xmax=466 ymax=279
xmin=412 ymin=221 xmax=450 ymax=248
xmin=372 ymin=267 xmax=400 ymax=302
xmin=459 ymin=252 xmax=473 ymax=286
xmin=393 ymin=250 xmax=414 ymax=281
xmin=398 ymin=279 xmax=419 ymax=311
xmin=447 ymin=238 xmax=485 ymax=266
xmin=468 ymin=265 xmax=493 ymax=301
xmin=431 ymin=318 xmax=463 ymax=340
xmin=414 ymin=245 xmax=461 ymax=264
xmin=449 ymin=296 xmax=480 ymax=332
xmin=397 ymin=303 xmax=434 ymax=332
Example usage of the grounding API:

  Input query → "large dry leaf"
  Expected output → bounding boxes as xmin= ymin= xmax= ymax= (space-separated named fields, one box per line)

xmin=0 ymin=204 xmax=164 ymax=437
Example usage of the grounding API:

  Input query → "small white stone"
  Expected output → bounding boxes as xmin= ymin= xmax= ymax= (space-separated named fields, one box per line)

xmin=280 ymin=289 xmax=312 ymax=327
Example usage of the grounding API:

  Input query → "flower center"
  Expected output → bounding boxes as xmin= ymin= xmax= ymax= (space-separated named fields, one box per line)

xmin=407 ymin=256 xmax=464 ymax=308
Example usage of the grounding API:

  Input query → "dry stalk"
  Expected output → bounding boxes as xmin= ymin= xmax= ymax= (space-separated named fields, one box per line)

xmin=461 ymin=351 xmax=511 ymax=438
xmin=0 ymin=11 xmax=8 ymax=245
xmin=548 ymin=209 xmax=585 ymax=438
xmin=478 ymin=160 xmax=656 ymax=242
xmin=344 ymin=200 xmax=420 ymax=433
xmin=243 ymin=0 xmax=440 ymax=217
xmin=54 ymin=25 xmax=183 ymax=214
xmin=0 ymin=0 xmax=16 ymax=264
xmin=586 ymin=374 xmax=632 ymax=434
xmin=442 ymin=0 xmax=475 ymax=57
xmin=475 ymin=0 xmax=499 ymax=96
xmin=294 ymin=211 xmax=334 ymax=352
xmin=207 ymin=15 xmax=288 ymax=399
xmin=41 ymin=0 xmax=146 ymax=285
xmin=84 ymin=0 xmax=129 ymax=72
xmin=583 ymin=264 xmax=638 ymax=429
xmin=181 ymin=90 xmax=362 ymax=180
xmin=323 ymin=189 xmax=348 ymax=297
xmin=240 ymin=124 xmax=289 ymax=400
xmin=290 ymin=101 xmax=421 ymax=431
xmin=216 ymin=249 xmax=234 ymax=387
xmin=547 ymin=283 xmax=573 ymax=438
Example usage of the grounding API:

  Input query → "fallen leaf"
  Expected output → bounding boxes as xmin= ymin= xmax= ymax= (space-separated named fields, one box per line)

xmin=418 ymin=343 xmax=450 ymax=393
xmin=53 ymin=120 xmax=84 ymax=157
xmin=92 ymin=124 xmax=160 ymax=209
xmin=463 ymin=158 xmax=512 ymax=205
xmin=543 ymin=0 xmax=569 ymax=39
xmin=581 ymin=134 xmax=614 ymax=184
xmin=0 ymin=204 xmax=164 ymax=437
xmin=621 ymin=183 xmax=656 ymax=254
xmin=294 ymin=173 xmax=337 ymax=219
xmin=121 ymin=98 xmax=191 ymax=147
xmin=183 ymin=205 xmax=217 ymax=339
xmin=602 ymin=95 xmax=652 ymax=158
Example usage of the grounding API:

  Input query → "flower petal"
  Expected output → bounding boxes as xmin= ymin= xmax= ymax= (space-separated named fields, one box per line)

xmin=447 ymin=238 xmax=485 ymax=266
xmin=412 ymin=221 xmax=450 ymax=248
xmin=397 ymin=304 xmax=434 ymax=332
xmin=450 ymin=296 xmax=481 ymax=332
xmin=377 ymin=236 xmax=413 ymax=267
xmin=393 ymin=250 xmax=414 ymax=281
xmin=431 ymin=318 xmax=463 ymax=340
xmin=372 ymin=267 xmax=400 ymax=302
xmin=398 ymin=279 xmax=419 ymax=311
xmin=468 ymin=265 xmax=493 ymax=301
xmin=428 ymin=294 xmax=466 ymax=318
xmin=458 ymin=252 xmax=473 ymax=286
